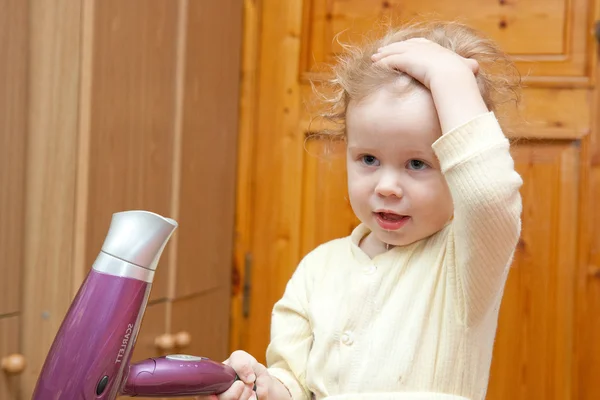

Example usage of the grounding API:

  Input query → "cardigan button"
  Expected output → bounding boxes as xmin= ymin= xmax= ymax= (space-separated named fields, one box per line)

xmin=341 ymin=331 xmax=354 ymax=345
xmin=363 ymin=264 xmax=377 ymax=275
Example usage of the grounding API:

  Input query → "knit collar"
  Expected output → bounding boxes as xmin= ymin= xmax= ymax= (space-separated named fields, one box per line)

xmin=348 ymin=223 xmax=425 ymax=264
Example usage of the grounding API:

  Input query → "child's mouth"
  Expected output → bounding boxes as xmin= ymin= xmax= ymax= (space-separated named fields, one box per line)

xmin=377 ymin=212 xmax=404 ymax=221
xmin=374 ymin=212 xmax=410 ymax=230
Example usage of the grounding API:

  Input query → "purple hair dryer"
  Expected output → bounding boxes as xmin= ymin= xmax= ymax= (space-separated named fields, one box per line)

xmin=32 ymin=210 xmax=238 ymax=399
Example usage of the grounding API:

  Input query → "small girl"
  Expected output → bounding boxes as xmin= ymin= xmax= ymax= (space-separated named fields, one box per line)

xmin=208 ymin=20 xmax=523 ymax=400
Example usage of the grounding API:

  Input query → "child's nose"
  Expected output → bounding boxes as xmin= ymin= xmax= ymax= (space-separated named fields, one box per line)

xmin=375 ymin=172 xmax=403 ymax=198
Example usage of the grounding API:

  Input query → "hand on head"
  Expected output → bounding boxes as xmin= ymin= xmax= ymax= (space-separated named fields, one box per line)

xmin=371 ymin=37 xmax=479 ymax=90
xmin=371 ymin=37 xmax=488 ymax=134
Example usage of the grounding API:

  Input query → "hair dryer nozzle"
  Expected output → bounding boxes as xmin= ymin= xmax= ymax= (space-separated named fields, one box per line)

xmin=101 ymin=210 xmax=178 ymax=271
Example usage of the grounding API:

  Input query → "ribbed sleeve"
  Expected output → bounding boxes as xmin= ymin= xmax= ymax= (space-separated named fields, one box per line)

xmin=432 ymin=112 xmax=523 ymax=325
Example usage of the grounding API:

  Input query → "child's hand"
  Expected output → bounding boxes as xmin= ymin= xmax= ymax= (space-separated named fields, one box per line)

xmin=371 ymin=38 xmax=479 ymax=90
xmin=371 ymin=38 xmax=489 ymax=133
xmin=195 ymin=350 xmax=291 ymax=400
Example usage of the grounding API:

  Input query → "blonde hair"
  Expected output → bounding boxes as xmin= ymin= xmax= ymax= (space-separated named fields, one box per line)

xmin=311 ymin=20 xmax=522 ymax=142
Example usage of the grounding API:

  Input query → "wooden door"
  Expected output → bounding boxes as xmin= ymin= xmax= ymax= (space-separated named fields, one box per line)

xmin=232 ymin=0 xmax=600 ymax=399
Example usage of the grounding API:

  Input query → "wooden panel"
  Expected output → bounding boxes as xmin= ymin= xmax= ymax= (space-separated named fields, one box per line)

xmin=487 ymin=143 xmax=579 ymax=400
xmin=85 ymin=0 xmax=179 ymax=302
xmin=230 ymin=0 xmax=260 ymax=352
xmin=0 ymin=316 xmax=21 ymax=400
xmin=175 ymin=0 xmax=242 ymax=298
xmin=341 ymin=0 xmax=566 ymax=54
xmin=171 ymin=288 xmax=230 ymax=362
xmin=574 ymin=164 xmax=600 ymax=400
xmin=300 ymin=139 xmax=357 ymax=257
xmin=301 ymin=0 xmax=593 ymax=82
xmin=20 ymin=1 xmax=82 ymax=397
xmin=509 ymin=88 xmax=591 ymax=139
xmin=234 ymin=0 xmax=306 ymax=363
xmin=0 ymin=0 xmax=27 ymax=316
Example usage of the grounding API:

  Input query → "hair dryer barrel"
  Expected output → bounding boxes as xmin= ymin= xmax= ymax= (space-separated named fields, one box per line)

xmin=32 ymin=211 xmax=178 ymax=400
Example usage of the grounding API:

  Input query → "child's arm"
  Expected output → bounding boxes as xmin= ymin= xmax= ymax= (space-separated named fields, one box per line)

xmin=373 ymin=39 xmax=523 ymax=325
xmin=432 ymin=112 xmax=522 ymax=325
xmin=265 ymin=257 xmax=315 ymax=400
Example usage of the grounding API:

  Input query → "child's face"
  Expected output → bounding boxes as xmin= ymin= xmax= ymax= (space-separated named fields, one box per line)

xmin=345 ymin=83 xmax=454 ymax=247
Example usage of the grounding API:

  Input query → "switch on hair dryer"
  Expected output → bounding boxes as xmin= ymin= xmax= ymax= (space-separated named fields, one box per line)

xmin=120 ymin=354 xmax=238 ymax=397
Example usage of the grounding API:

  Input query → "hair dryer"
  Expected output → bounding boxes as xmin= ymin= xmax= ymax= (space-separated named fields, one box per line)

xmin=32 ymin=210 xmax=238 ymax=399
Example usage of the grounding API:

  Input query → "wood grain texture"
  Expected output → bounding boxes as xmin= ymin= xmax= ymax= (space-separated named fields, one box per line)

xmin=20 ymin=1 xmax=82 ymax=397
xmin=230 ymin=0 xmax=261 ymax=352
xmin=300 ymin=139 xmax=359 ymax=257
xmin=172 ymin=288 xmax=231 ymax=362
xmin=0 ymin=0 xmax=27 ymax=317
xmin=0 ymin=316 xmax=21 ymax=400
xmin=301 ymin=0 xmax=594 ymax=82
xmin=576 ymin=164 xmax=600 ymax=400
xmin=572 ymin=71 xmax=600 ymax=400
xmin=234 ymin=0 xmax=307 ymax=363
xmin=174 ymin=0 xmax=243 ymax=299
xmin=85 ymin=0 xmax=180 ymax=302
xmin=487 ymin=143 xmax=579 ymax=400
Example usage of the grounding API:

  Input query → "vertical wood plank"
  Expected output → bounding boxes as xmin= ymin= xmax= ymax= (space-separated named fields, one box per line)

xmin=84 ymin=0 xmax=180 ymax=302
xmin=230 ymin=0 xmax=261 ymax=352
xmin=71 ymin=0 xmax=95 ymax=296
xmin=21 ymin=1 xmax=82 ymax=396
xmin=174 ymin=0 xmax=243 ymax=298
xmin=0 ymin=0 xmax=27 ymax=316
xmin=243 ymin=0 xmax=306 ymax=363
xmin=487 ymin=143 xmax=579 ymax=400
xmin=172 ymin=288 xmax=231 ymax=362
xmin=576 ymin=164 xmax=600 ymax=400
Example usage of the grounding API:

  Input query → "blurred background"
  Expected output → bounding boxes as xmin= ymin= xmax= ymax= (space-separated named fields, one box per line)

xmin=1 ymin=0 xmax=599 ymax=399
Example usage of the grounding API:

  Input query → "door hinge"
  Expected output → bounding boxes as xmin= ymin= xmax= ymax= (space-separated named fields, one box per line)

xmin=242 ymin=252 xmax=252 ymax=318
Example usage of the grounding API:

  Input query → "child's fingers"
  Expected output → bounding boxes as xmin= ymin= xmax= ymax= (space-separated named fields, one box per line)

xmin=216 ymin=380 xmax=246 ymax=400
xmin=254 ymin=373 xmax=271 ymax=400
xmin=240 ymin=382 xmax=257 ymax=400
xmin=464 ymin=58 xmax=479 ymax=74
xmin=227 ymin=351 xmax=257 ymax=383
xmin=372 ymin=43 xmax=411 ymax=61
xmin=374 ymin=39 xmax=479 ymax=76
xmin=371 ymin=54 xmax=420 ymax=79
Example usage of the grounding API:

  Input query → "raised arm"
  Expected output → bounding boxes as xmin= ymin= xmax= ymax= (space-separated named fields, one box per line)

xmin=373 ymin=38 xmax=523 ymax=324
xmin=432 ymin=112 xmax=522 ymax=324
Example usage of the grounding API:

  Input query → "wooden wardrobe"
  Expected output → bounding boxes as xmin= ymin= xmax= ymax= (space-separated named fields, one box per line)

xmin=0 ymin=1 xmax=242 ymax=399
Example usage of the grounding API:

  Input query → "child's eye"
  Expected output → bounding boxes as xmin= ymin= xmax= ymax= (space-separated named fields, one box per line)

xmin=407 ymin=159 xmax=428 ymax=170
xmin=361 ymin=155 xmax=380 ymax=166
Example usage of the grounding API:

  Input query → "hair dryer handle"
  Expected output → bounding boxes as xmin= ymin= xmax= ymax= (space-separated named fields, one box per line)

xmin=121 ymin=355 xmax=238 ymax=397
